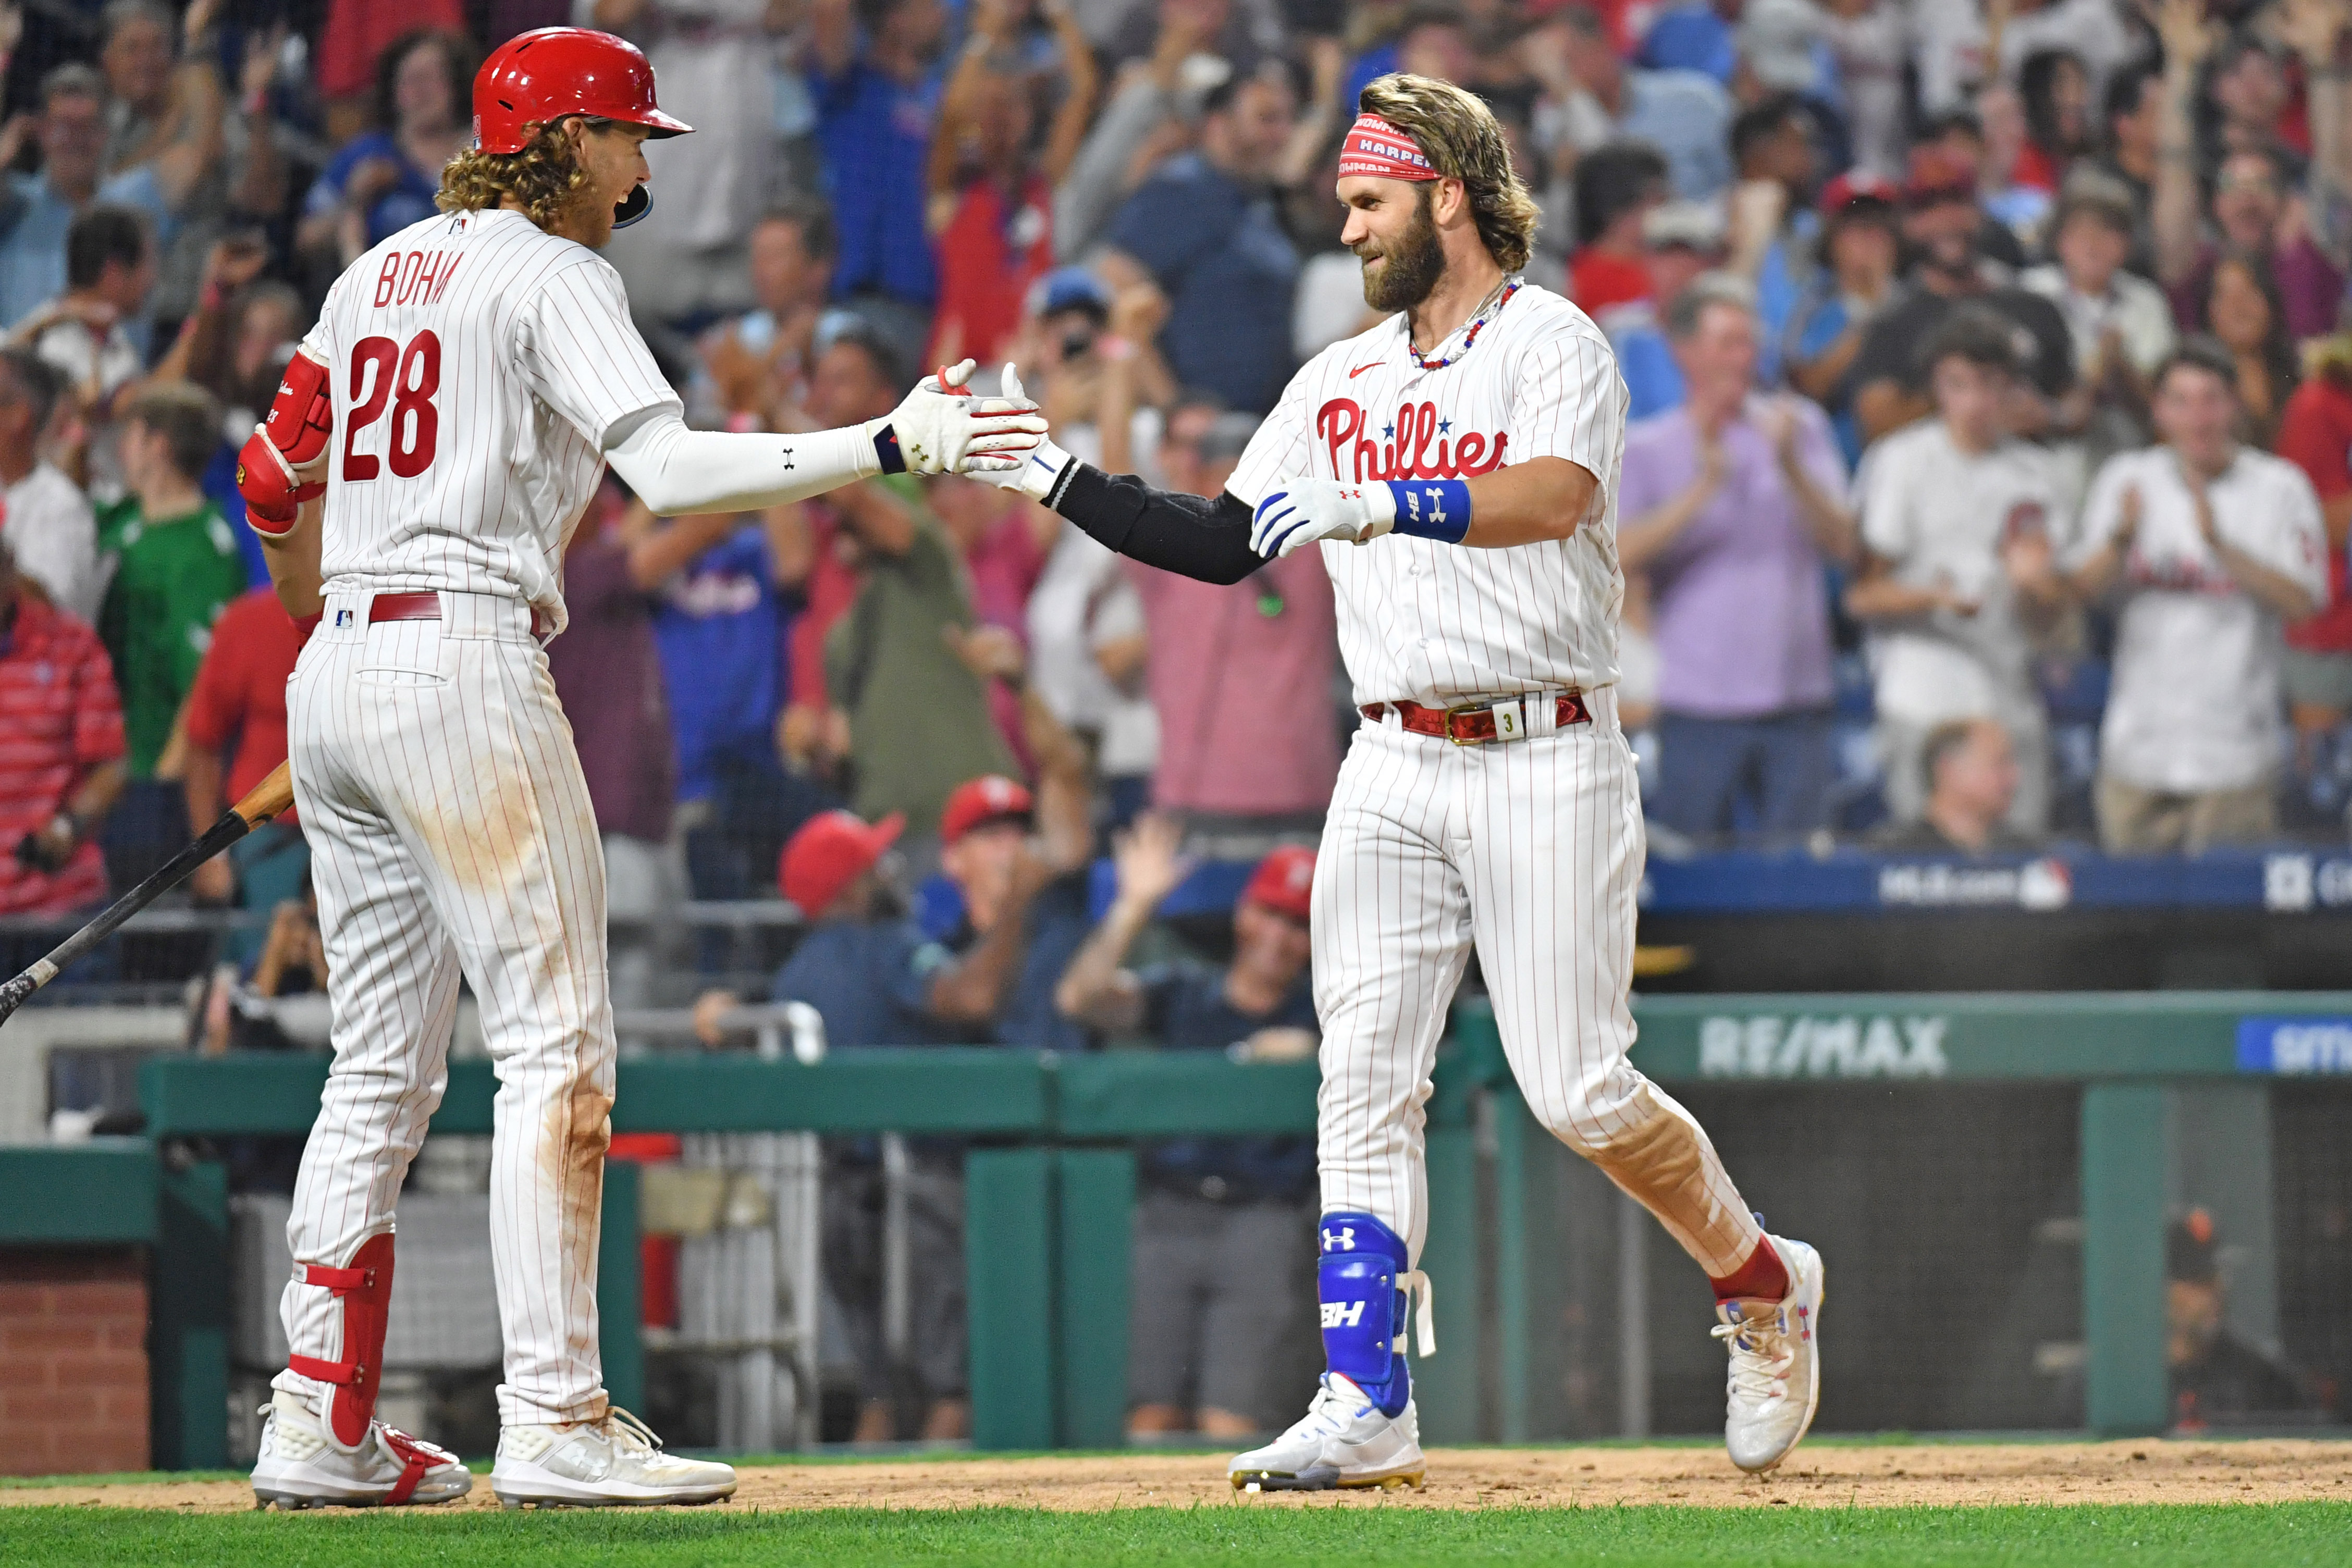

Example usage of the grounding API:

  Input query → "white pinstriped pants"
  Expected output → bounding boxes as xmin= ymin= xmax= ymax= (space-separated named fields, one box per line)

xmin=1312 ymin=686 xmax=1764 ymax=1280
xmin=275 ymin=588 xmax=614 ymax=1429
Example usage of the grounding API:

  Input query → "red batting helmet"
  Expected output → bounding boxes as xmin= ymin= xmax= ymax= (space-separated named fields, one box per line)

xmin=471 ymin=28 xmax=693 ymax=156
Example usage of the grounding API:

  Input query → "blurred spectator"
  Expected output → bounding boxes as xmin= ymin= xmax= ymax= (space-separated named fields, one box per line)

xmin=688 ymin=201 xmax=838 ymax=432
xmin=2014 ymin=48 xmax=2096 ymax=194
xmin=94 ymin=383 xmax=240 ymax=783
xmin=801 ymin=366 xmax=1026 ymax=842
xmin=1054 ymin=0 xmax=1232 ymax=263
xmin=1849 ymin=310 xmax=2071 ymax=833
xmin=1057 ymin=822 xmax=1319 ymax=1438
xmin=1533 ymin=4 xmax=1731 ymax=201
xmin=925 ymin=0 xmax=1099 ymax=369
xmin=1099 ymin=62 xmax=1300 ymax=413
xmin=2187 ymin=251 xmax=2300 ymax=448
xmin=1723 ymin=91 xmax=1820 ymax=382
xmin=102 ymin=0 xmax=289 ymax=328
xmin=1868 ymin=718 xmax=2037 ymax=855
xmin=2273 ymin=336 xmax=2352 ymax=811
xmin=548 ymin=497 xmax=690 ymax=1011
xmin=315 ymin=0 xmax=469 ymax=144
xmin=1128 ymin=411 xmax=1339 ymax=839
xmin=1603 ymin=200 xmax=1725 ymax=419
xmin=1569 ymin=140 xmax=1668 ymax=316
xmin=1785 ymin=171 xmax=1901 ymax=467
xmin=1911 ymin=0 xmax=2136 ymax=125
xmin=1809 ymin=0 xmax=1906 ymax=181
xmin=776 ymin=326 xmax=928 ymax=783
xmin=2083 ymin=63 xmax=2164 ymax=275
xmin=2168 ymin=1209 xmax=2309 ymax=1429
xmin=1016 ymin=268 xmax=1176 ymax=471
xmin=16 ymin=204 xmax=156 ymax=437
xmin=299 ymin=30 xmax=478 ymax=277
xmin=931 ymin=760 xmax=1097 ymax=1053
xmin=1972 ymin=81 xmax=2054 ymax=242
xmin=930 ymin=472 xmax=1056 ymax=765
xmin=809 ymin=0 xmax=951 ymax=324
xmin=1909 ymin=109 xmax=2031 ymax=268
xmin=1618 ymin=276 xmax=1855 ymax=842
xmin=2152 ymin=2 xmax=2349 ymax=344
xmin=1850 ymin=149 xmax=2075 ymax=446
xmin=590 ymin=0 xmax=799 ymax=327
xmin=2199 ymin=29 xmax=2296 ymax=163
xmin=0 ymin=66 xmax=149 ymax=330
xmin=2020 ymin=187 xmax=2175 ymax=461
xmin=1636 ymin=0 xmax=1736 ymax=84
xmin=0 ymin=540 xmax=125 ymax=920
xmin=644 ymin=496 xmax=805 ymax=902
xmin=180 ymin=587 xmax=306 ymax=954
xmin=2069 ymin=343 xmax=2328 ymax=854
xmin=0 ymin=347 xmax=98 ymax=621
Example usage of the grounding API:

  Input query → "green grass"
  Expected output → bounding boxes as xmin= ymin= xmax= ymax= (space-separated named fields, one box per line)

xmin=0 ymin=1503 xmax=2345 ymax=1567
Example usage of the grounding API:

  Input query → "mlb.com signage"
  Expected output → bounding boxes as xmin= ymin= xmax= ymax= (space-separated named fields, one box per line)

xmin=2236 ymin=1017 xmax=2352 ymax=1075
xmin=1695 ymin=1013 xmax=1950 ymax=1079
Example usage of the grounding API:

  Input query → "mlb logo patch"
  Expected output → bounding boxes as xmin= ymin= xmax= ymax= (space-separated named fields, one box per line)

xmin=335 ymin=609 xmax=354 ymax=628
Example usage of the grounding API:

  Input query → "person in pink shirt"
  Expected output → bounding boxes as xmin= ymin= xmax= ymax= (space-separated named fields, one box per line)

xmin=1127 ymin=413 xmax=1339 ymax=835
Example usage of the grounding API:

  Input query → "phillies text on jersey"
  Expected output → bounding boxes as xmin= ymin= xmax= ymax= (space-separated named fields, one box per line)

xmin=1227 ymin=282 xmax=1629 ymax=708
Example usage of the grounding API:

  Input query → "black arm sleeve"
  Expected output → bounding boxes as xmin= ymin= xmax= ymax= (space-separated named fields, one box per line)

xmin=1050 ymin=462 xmax=1262 ymax=586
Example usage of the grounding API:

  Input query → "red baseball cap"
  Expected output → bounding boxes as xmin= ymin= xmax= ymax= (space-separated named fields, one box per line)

xmin=1242 ymin=846 xmax=1316 ymax=923
xmin=941 ymin=775 xmax=1033 ymax=847
xmin=778 ymin=810 xmax=903 ymax=919
xmin=1818 ymin=170 xmax=1899 ymax=219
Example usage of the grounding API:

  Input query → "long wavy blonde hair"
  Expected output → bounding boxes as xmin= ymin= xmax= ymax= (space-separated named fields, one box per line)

xmin=436 ymin=119 xmax=595 ymax=231
xmin=1357 ymin=75 xmax=1541 ymax=274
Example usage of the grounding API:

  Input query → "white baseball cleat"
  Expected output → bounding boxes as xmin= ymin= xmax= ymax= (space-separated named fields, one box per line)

xmin=1713 ymin=1234 xmax=1826 ymax=1474
xmin=250 ymin=1389 xmax=472 ymax=1509
xmin=490 ymin=1408 xmax=736 ymax=1508
xmin=1228 ymin=1374 xmax=1425 ymax=1492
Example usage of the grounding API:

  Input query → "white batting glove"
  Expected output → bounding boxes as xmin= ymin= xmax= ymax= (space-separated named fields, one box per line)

xmin=868 ymin=357 xmax=1049 ymax=476
xmin=981 ymin=364 xmax=1078 ymax=499
xmin=1249 ymin=477 xmax=1397 ymax=559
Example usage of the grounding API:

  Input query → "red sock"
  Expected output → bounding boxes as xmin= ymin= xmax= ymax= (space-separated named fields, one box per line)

xmin=1710 ymin=1236 xmax=1790 ymax=1304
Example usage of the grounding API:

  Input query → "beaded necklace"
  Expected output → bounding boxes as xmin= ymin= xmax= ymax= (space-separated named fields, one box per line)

xmin=1408 ymin=276 xmax=1522 ymax=372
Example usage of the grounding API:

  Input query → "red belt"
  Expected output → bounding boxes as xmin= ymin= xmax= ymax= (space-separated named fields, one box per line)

xmin=1363 ymin=692 xmax=1592 ymax=744
xmin=368 ymin=591 xmax=550 ymax=639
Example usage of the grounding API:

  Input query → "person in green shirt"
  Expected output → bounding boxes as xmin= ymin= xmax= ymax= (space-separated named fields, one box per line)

xmin=95 ymin=381 xmax=245 ymax=779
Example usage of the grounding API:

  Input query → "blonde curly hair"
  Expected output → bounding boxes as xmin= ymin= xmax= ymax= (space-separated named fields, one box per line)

xmin=436 ymin=119 xmax=595 ymax=230
xmin=1356 ymin=74 xmax=1541 ymax=274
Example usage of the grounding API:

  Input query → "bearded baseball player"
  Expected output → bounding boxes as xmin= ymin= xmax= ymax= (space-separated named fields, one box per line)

xmin=995 ymin=75 xmax=1824 ymax=1488
xmin=233 ymin=28 xmax=1043 ymax=1509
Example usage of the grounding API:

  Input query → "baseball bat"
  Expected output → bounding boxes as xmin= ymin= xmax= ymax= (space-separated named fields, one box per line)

xmin=0 ymin=760 xmax=296 ymax=1028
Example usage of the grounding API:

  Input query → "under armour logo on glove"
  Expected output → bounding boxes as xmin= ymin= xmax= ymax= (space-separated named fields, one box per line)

xmin=1250 ymin=478 xmax=1397 ymax=559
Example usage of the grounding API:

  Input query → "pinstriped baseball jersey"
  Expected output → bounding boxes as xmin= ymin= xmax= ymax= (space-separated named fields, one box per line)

xmin=1224 ymin=280 xmax=1630 ymax=707
xmin=299 ymin=208 xmax=679 ymax=632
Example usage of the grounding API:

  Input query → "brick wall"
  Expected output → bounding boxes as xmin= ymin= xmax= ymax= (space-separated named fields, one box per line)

xmin=0 ymin=1248 xmax=150 ymax=1475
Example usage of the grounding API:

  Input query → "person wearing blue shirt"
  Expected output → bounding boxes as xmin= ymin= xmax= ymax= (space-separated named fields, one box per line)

xmin=1728 ymin=94 xmax=1821 ymax=387
xmin=807 ymin=0 xmax=947 ymax=312
xmin=931 ymin=766 xmax=1096 ymax=1056
xmin=1100 ymin=66 xmax=1301 ymax=413
xmin=1638 ymin=0 xmax=1738 ymax=84
xmin=296 ymin=32 xmax=474 ymax=273
xmin=1784 ymin=174 xmax=1903 ymax=470
xmin=1057 ymin=824 xmax=1322 ymax=1440
xmin=0 ymin=67 xmax=154 ymax=330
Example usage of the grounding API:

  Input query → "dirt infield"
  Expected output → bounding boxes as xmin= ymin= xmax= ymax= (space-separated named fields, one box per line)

xmin=5 ymin=1439 xmax=2349 ymax=1513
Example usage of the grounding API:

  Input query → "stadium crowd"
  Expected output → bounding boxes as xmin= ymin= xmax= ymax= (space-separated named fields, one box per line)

xmin=0 ymin=0 xmax=2346 ymax=1438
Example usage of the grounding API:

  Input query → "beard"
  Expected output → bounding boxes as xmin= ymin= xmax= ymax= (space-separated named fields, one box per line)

xmin=1357 ymin=187 xmax=1447 ymax=313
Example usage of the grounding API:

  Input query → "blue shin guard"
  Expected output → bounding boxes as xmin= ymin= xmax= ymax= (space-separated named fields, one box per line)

xmin=1316 ymin=1212 xmax=1418 ymax=1418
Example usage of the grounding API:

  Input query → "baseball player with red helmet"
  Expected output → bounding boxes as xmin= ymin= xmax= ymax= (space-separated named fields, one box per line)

xmin=238 ymin=28 xmax=1044 ymax=1510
